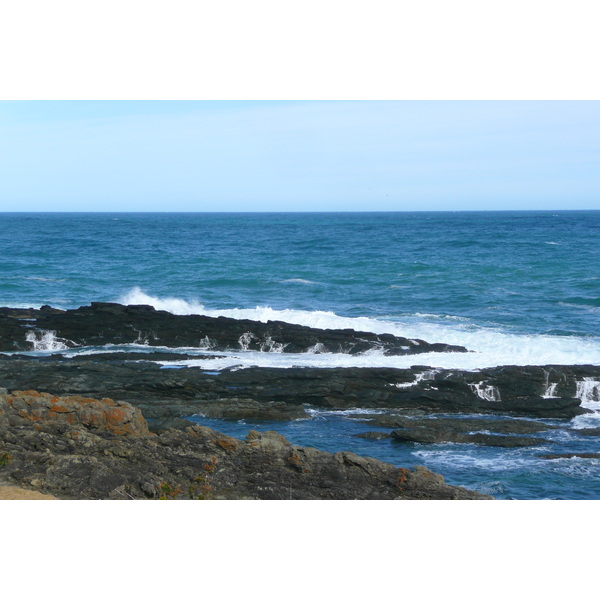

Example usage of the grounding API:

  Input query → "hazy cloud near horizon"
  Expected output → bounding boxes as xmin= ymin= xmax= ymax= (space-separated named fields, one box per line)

xmin=0 ymin=101 xmax=598 ymax=211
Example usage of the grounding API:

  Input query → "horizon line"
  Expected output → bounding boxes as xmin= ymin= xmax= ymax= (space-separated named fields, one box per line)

xmin=1 ymin=208 xmax=600 ymax=214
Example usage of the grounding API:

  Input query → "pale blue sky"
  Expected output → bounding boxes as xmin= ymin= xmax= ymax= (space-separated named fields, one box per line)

xmin=0 ymin=101 xmax=598 ymax=211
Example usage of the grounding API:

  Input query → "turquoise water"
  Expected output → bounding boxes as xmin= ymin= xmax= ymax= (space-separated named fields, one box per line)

xmin=2 ymin=211 xmax=599 ymax=339
xmin=1 ymin=211 xmax=600 ymax=498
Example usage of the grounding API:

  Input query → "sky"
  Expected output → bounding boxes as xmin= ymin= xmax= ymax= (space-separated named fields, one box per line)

xmin=0 ymin=100 xmax=598 ymax=212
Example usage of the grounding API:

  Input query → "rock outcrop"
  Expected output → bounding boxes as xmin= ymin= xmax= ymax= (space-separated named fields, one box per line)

xmin=0 ymin=390 xmax=150 ymax=437
xmin=0 ymin=302 xmax=468 ymax=355
xmin=0 ymin=390 xmax=490 ymax=500
xmin=0 ymin=356 xmax=595 ymax=419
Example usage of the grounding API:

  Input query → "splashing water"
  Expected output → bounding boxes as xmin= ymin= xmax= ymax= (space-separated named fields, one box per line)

xmin=575 ymin=378 xmax=600 ymax=409
xmin=25 ymin=330 xmax=69 ymax=351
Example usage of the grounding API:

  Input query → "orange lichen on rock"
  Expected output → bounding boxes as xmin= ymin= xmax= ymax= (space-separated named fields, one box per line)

xmin=0 ymin=390 xmax=150 ymax=437
xmin=214 ymin=437 xmax=239 ymax=452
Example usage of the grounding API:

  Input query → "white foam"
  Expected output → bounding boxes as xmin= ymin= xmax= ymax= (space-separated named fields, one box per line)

xmin=281 ymin=279 xmax=319 ymax=285
xmin=118 ymin=287 xmax=600 ymax=369
xmin=119 ymin=287 xmax=206 ymax=315
xmin=412 ymin=449 xmax=542 ymax=472
xmin=575 ymin=378 xmax=600 ymax=409
xmin=468 ymin=382 xmax=501 ymax=402
xmin=390 ymin=370 xmax=438 ymax=388
xmin=22 ymin=276 xmax=67 ymax=282
xmin=542 ymin=370 xmax=560 ymax=399
xmin=25 ymin=330 xmax=69 ymax=351
xmin=543 ymin=383 xmax=559 ymax=399
xmin=305 ymin=407 xmax=387 ymax=417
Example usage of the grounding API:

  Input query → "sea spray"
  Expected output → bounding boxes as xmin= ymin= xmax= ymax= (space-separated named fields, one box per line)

xmin=118 ymin=288 xmax=600 ymax=369
xmin=25 ymin=330 xmax=69 ymax=351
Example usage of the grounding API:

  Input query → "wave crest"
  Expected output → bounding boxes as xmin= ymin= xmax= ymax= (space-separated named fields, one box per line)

xmin=118 ymin=287 xmax=206 ymax=315
xmin=116 ymin=287 xmax=600 ymax=368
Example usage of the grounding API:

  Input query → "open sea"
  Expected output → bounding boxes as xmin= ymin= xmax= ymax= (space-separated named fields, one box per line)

xmin=1 ymin=211 xmax=600 ymax=499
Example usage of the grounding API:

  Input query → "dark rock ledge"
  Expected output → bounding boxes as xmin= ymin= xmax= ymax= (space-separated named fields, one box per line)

xmin=0 ymin=357 xmax=595 ymax=420
xmin=0 ymin=302 xmax=468 ymax=355
xmin=0 ymin=390 xmax=489 ymax=500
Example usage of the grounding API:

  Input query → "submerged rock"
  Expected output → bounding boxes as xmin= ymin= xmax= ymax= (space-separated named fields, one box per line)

xmin=391 ymin=428 xmax=548 ymax=448
xmin=574 ymin=428 xmax=600 ymax=436
xmin=0 ymin=390 xmax=490 ymax=500
xmin=351 ymin=414 xmax=558 ymax=434
xmin=539 ymin=453 xmax=600 ymax=460
xmin=355 ymin=431 xmax=394 ymax=440
xmin=353 ymin=414 xmax=555 ymax=446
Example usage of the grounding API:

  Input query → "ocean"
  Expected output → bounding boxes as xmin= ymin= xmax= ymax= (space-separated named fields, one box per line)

xmin=1 ymin=210 xmax=599 ymax=499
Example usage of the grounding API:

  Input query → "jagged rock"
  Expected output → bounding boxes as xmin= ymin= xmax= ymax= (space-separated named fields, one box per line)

xmin=0 ymin=390 xmax=150 ymax=437
xmin=0 ymin=390 xmax=490 ymax=500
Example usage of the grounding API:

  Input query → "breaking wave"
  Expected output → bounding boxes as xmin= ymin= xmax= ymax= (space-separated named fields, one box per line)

xmin=281 ymin=278 xmax=319 ymax=285
xmin=117 ymin=288 xmax=600 ymax=369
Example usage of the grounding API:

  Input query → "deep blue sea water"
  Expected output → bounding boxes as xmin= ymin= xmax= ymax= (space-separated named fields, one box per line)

xmin=1 ymin=211 xmax=599 ymax=499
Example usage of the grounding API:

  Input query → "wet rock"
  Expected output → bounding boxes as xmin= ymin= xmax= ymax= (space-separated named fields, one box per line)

xmin=574 ymin=428 xmax=600 ymax=436
xmin=539 ymin=453 xmax=600 ymax=460
xmin=353 ymin=414 xmax=557 ymax=435
xmin=391 ymin=427 xmax=548 ymax=447
xmin=354 ymin=431 xmax=393 ymax=440
xmin=1 ymin=302 xmax=468 ymax=356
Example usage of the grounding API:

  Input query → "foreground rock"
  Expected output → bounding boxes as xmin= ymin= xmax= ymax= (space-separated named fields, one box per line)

xmin=0 ymin=356 xmax=595 ymax=420
xmin=0 ymin=302 xmax=468 ymax=356
xmin=0 ymin=390 xmax=489 ymax=500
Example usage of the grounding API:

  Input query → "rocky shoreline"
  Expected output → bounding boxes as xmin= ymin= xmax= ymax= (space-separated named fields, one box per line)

xmin=0 ymin=390 xmax=489 ymax=500
xmin=1 ymin=302 xmax=599 ymax=499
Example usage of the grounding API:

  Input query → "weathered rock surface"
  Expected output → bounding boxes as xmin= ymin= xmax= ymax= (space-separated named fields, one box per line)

xmin=0 ymin=390 xmax=150 ymax=437
xmin=0 ymin=356 xmax=595 ymax=419
xmin=0 ymin=302 xmax=468 ymax=356
xmin=0 ymin=391 xmax=490 ymax=500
